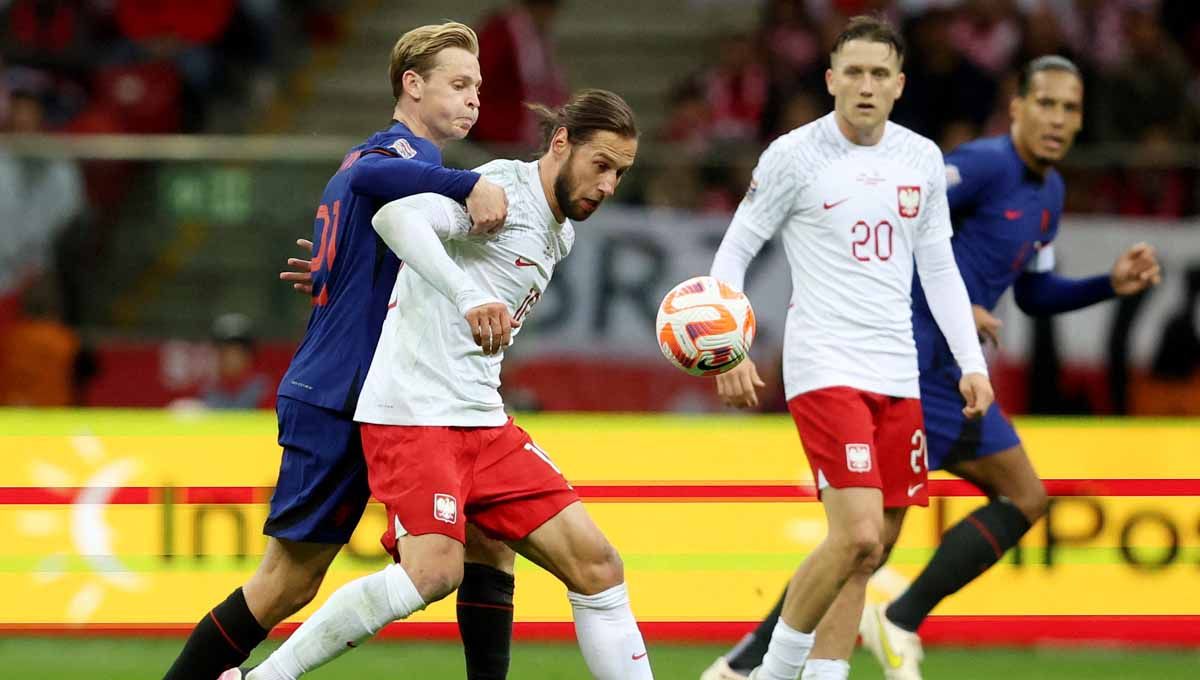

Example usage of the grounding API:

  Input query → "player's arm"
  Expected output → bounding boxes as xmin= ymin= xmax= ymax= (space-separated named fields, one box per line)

xmin=916 ymin=152 xmax=994 ymax=418
xmin=710 ymin=139 xmax=797 ymax=408
xmin=350 ymin=152 xmax=508 ymax=233
xmin=372 ymin=194 xmax=515 ymax=355
xmin=1013 ymin=242 xmax=1161 ymax=316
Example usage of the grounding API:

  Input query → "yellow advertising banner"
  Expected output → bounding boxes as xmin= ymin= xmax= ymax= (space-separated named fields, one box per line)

xmin=1 ymin=410 xmax=1197 ymax=643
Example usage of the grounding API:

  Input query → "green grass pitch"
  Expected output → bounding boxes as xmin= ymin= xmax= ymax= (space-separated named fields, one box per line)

xmin=4 ymin=638 xmax=1198 ymax=679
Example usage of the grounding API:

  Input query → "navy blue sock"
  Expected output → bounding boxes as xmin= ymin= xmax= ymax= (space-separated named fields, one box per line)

xmin=163 ymin=587 xmax=268 ymax=680
xmin=887 ymin=500 xmax=1031 ymax=632
xmin=457 ymin=563 xmax=515 ymax=680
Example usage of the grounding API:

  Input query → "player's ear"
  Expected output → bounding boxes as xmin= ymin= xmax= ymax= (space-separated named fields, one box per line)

xmin=895 ymin=71 xmax=905 ymax=99
xmin=550 ymin=126 xmax=570 ymax=156
xmin=1008 ymin=95 xmax=1021 ymax=125
xmin=402 ymin=69 xmax=424 ymax=101
xmin=825 ymin=68 xmax=835 ymax=96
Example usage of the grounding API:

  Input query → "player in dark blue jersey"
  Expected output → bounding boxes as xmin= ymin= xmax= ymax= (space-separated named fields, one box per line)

xmin=703 ymin=56 xmax=1161 ymax=680
xmin=164 ymin=22 xmax=513 ymax=680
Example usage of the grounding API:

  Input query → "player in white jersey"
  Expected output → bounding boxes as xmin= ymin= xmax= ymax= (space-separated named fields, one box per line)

xmin=238 ymin=90 xmax=653 ymax=680
xmin=705 ymin=17 xmax=994 ymax=680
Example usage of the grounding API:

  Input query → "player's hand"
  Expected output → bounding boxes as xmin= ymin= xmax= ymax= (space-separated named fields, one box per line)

xmin=1110 ymin=242 xmax=1162 ymax=296
xmin=715 ymin=358 xmax=766 ymax=409
xmin=465 ymin=302 xmax=520 ymax=355
xmin=466 ymin=177 xmax=508 ymax=236
xmin=279 ymin=238 xmax=314 ymax=294
xmin=973 ymin=305 xmax=1003 ymax=347
xmin=959 ymin=372 xmax=994 ymax=419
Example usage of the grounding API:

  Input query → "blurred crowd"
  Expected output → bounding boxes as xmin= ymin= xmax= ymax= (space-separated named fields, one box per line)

xmin=0 ymin=0 xmax=351 ymax=134
xmin=646 ymin=0 xmax=1200 ymax=217
xmin=0 ymin=0 xmax=343 ymax=407
xmin=0 ymin=0 xmax=1198 ymax=411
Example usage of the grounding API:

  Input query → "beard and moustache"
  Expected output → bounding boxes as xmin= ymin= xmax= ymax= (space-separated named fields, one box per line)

xmin=552 ymin=150 xmax=600 ymax=221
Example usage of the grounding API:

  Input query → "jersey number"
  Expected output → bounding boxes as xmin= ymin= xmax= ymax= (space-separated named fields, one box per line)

xmin=910 ymin=429 xmax=927 ymax=474
xmin=311 ymin=199 xmax=342 ymax=306
xmin=525 ymin=441 xmax=563 ymax=475
xmin=513 ymin=287 xmax=542 ymax=324
xmin=851 ymin=220 xmax=894 ymax=262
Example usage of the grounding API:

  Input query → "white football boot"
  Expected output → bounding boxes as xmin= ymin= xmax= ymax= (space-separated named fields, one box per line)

xmin=859 ymin=602 xmax=924 ymax=680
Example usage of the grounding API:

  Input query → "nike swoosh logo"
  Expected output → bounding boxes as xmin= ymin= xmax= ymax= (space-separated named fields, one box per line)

xmin=877 ymin=611 xmax=904 ymax=669
xmin=514 ymin=256 xmax=538 ymax=268
xmin=907 ymin=483 xmax=925 ymax=497
xmin=823 ymin=198 xmax=850 ymax=210
xmin=1004 ymin=209 xmax=1023 ymax=220
xmin=632 ymin=652 xmax=648 ymax=661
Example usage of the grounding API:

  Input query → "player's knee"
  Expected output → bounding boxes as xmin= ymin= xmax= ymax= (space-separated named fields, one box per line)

xmin=831 ymin=520 xmax=884 ymax=568
xmin=284 ymin=567 xmax=327 ymax=613
xmin=247 ymin=559 xmax=330 ymax=624
xmin=407 ymin=560 xmax=464 ymax=603
xmin=464 ymin=533 xmax=517 ymax=574
xmin=562 ymin=541 xmax=624 ymax=595
xmin=1010 ymin=483 xmax=1049 ymax=524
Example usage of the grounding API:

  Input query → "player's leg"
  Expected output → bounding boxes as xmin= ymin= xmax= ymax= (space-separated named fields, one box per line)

xmin=459 ymin=524 xmax=518 ymax=680
xmin=803 ymin=506 xmax=907 ymax=680
xmin=465 ymin=422 xmax=650 ymax=680
xmin=164 ymin=397 xmax=370 ymax=680
xmin=704 ymin=510 xmax=907 ymax=680
xmin=247 ymin=423 xmax=473 ymax=680
xmin=749 ymin=485 xmax=884 ymax=680
xmin=742 ymin=388 xmax=892 ymax=680
xmin=508 ymin=501 xmax=653 ymax=680
xmin=247 ymin=534 xmax=463 ymax=680
xmin=884 ymin=441 xmax=1044 ymax=633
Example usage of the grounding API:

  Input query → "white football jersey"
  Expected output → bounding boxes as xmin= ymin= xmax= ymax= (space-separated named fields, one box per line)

xmin=355 ymin=159 xmax=573 ymax=426
xmin=715 ymin=113 xmax=956 ymax=399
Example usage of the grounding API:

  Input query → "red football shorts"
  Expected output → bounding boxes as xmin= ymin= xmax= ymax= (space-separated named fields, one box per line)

xmin=788 ymin=386 xmax=929 ymax=508
xmin=360 ymin=418 xmax=579 ymax=557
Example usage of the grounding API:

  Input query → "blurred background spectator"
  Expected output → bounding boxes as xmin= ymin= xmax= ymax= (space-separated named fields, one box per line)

xmin=471 ymin=0 xmax=569 ymax=149
xmin=0 ymin=79 xmax=82 ymax=324
xmin=198 ymin=312 xmax=271 ymax=410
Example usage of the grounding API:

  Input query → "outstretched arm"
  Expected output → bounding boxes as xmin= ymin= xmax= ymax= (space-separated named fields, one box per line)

xmin=1014 ymin=242 xmax=1161 ymax=316
xmin=350 ymin=153 xmax=508 ymax=234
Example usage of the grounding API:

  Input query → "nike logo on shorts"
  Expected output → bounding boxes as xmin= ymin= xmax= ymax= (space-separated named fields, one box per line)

xmin=632 ymin=652 xmax=648 ymax=660
xmin=907 ymin=482 xmax=925 ymax=497
xmin=823 ymin=197 xmax=850 ymax=210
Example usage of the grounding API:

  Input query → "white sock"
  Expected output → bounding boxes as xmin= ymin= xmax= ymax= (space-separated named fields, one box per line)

xmin=567 ymin=583 xmax=653 ymax=679
xmin=756 ymin=618 xmax=814 ymax=680
xmin=801 ymin=658 xmax=850 ymax=680
xmin=247 ymin=563 xmax=426 ymax=680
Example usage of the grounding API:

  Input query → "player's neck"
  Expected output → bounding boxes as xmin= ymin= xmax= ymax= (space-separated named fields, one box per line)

xmin=1011 ymin=136 xmax=1051 ymax=177
xmin=833 ymin=111 xmax=886 ymax=146
xmin=392 ymin=107 xmax=448 ymax=149
xmin=537 ymin=156 xmax=567 ymax=223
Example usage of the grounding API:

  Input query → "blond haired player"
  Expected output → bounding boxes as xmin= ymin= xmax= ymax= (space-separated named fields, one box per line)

xmin=706 ymin=16 xmax=993 ymax=680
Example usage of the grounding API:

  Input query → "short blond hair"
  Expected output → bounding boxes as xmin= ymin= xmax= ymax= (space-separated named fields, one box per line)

xmin=389 ymin=21 xmax=479 ymax=101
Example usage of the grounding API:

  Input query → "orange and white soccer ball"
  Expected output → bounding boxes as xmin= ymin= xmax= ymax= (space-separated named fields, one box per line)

xmin=656 ymin=276 xmax=756 ymax=377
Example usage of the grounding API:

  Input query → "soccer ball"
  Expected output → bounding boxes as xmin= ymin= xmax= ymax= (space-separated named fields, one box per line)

xmin=656 ymin=276 xmax=756 ymax=377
